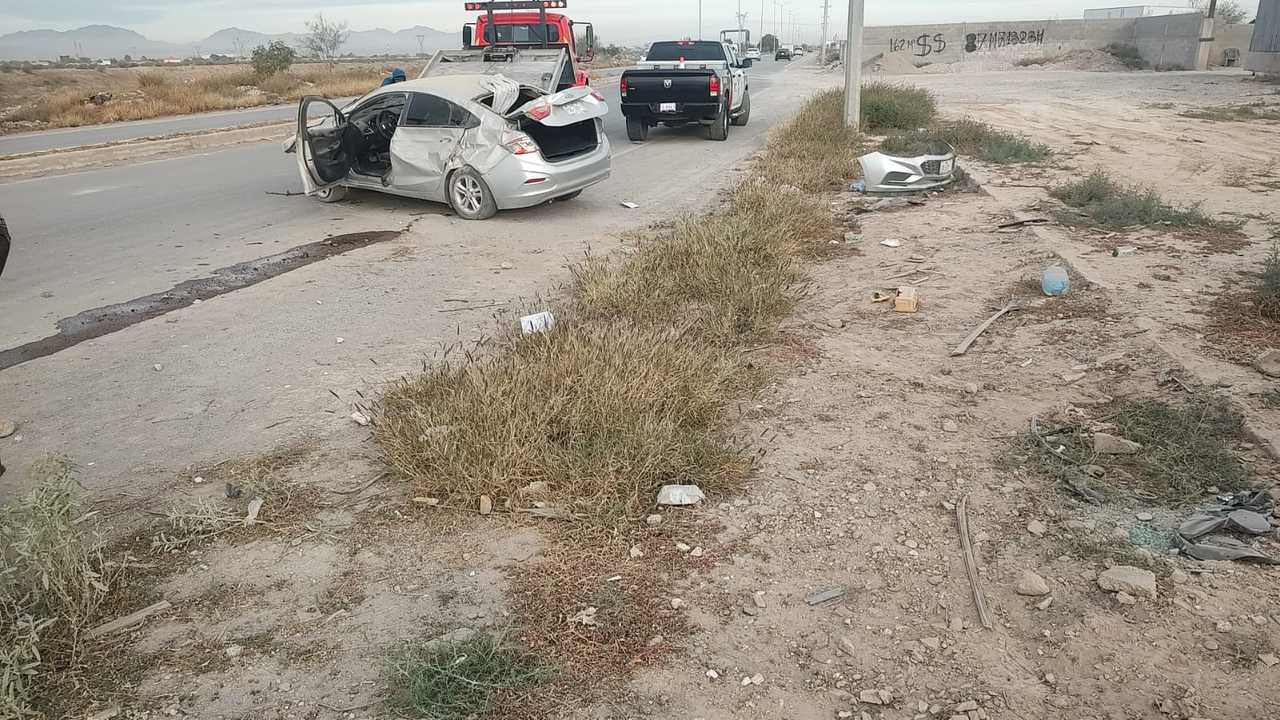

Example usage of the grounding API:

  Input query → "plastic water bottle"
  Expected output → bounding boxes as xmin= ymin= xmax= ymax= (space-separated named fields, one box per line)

xmin=1041 ymin=266 xmax=1069 ymax=297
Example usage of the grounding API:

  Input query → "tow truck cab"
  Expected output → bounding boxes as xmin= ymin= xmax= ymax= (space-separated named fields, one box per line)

xmin=462 ymin=0 xmax=595 ymax=87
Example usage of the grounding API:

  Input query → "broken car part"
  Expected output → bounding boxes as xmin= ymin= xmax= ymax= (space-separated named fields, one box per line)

xmin=858 ymin=142 xmax=956 ymax=194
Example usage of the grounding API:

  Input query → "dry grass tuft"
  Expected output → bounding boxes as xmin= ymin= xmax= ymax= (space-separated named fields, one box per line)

xmin=1051 ymin=169 xmax=1239 ymax=233
xmin=763 ymin=89 xmax=862 ymax=190
xmin=1 ymin=457 xmax=119 ymax=719
xmin=388 ymin=631 xmax=547 ymax=720
xmin=377 ymin=325 xmax=749 ymax=522
xmin=860 ymin=82 xmax=937 ymax=132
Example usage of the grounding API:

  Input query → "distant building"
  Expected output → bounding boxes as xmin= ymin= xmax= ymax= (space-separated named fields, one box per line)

xmin=1083 ymin=5 xmax=1196 ymax=19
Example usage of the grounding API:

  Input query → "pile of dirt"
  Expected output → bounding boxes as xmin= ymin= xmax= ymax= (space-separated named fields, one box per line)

xmin=1028 ymin=49 xmax=1133 ymax=72
xmin=870 ymin=52 xmax=922 ymax=76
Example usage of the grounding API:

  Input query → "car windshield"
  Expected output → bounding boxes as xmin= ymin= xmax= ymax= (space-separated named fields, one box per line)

xmin=484 ymin=23 xmax=560 ymax=44
xmin=645 ymin=41 xmax=725 ymax=62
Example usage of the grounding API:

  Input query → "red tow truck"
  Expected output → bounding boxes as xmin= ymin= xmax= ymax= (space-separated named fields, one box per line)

xmin=462 ymin=0 xmax=596 ymax=86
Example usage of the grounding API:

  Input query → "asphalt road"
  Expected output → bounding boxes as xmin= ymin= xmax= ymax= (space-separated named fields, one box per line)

xmin=0 ymin=58 xmax=791 ymax=353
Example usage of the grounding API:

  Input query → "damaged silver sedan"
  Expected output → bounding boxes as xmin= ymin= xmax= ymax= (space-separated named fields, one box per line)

xmin=287 ymin=73 xmax=610 ymax=220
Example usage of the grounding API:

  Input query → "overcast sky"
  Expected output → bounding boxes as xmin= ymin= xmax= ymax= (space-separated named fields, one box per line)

xmin=0 ymin=0 xmax=1261 ymax=45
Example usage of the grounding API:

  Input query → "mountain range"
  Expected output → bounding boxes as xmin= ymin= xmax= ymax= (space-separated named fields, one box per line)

xmin=0 ymin=24 xmax=458 ymax=61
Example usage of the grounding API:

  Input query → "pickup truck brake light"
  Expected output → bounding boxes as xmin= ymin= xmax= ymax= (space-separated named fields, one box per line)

xmin=708 ymin=74 xmax=720 ymax=98
xmin=619 ymin=76 xmax=627 ymax=97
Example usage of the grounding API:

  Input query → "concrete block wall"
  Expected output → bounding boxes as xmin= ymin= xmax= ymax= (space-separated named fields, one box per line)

xmin=1132 ymin=12 xmax=1208 ymax=70
xmin=861 ymin=18 xmax=1134 ymax=68
xmin=1209 ymin=24 xmax=1256 ymax=67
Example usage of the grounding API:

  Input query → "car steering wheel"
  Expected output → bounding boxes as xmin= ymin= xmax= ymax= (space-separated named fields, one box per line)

xmin=375 ymin=109 xmax=399 ymax=140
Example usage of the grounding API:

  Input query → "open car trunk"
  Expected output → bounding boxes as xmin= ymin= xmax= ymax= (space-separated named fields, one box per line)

xmin=518 ymin=117 xmax=597 ymax=162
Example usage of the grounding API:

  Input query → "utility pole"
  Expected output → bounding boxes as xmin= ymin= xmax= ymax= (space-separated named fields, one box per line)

xmin=819 ymin=0 xmax=830 ymax=62
xmin=842 ymin=0 xmax=864 ymax=128
xmin=416 ymin=34 xmax=425 ymax=55
xmin=760 ymin=0 xmax=766 ymax=47
xmin=699 ymin=0 xmax=703 ymax=39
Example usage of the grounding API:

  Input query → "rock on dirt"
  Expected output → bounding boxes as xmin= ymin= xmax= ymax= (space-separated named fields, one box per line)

xmin=1027 ymin=519 xmax=1048 ymax=537
xmin=1093 ymin=433 xmax=1142 ymax=454
xmin=1254 ymin=348 xmax=1280 ymax=378
xmin=859 ymin=689 xmax=893 ymax=705
xmin=806 ymin=587 xmax=847 ymax=605
xmin=1097 ymin=566 xmax=1157 ymax=599
xmin=646 ymin=513 xmax=663 ymax=526
xmin=1015 ymin=569 xmax=1052 ymax=596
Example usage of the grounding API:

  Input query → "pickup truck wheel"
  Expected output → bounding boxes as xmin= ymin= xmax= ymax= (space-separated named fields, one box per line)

xmin=626 ymin=116 xmax=648 ymax=142
xmin=731 ymin=91 xmax=751 ymax=127
xmin=315 ymin=185 xmax=347 ymax=203
xmin=708 ymin=101 xmax=729 ymax=141
xmin=447 ymin=168 xmax=498 ymax=221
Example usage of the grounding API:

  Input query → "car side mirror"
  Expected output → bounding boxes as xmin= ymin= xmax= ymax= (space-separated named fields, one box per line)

xmin=462 ymin=24 xmax=473 ymax=49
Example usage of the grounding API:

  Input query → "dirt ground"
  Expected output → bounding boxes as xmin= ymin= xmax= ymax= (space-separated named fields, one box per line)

xmin=11 ymin=68 xmax=1280 ymax=719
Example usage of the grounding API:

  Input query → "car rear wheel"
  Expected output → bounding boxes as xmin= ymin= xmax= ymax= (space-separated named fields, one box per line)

xmin=315 ymin=185 xmax=347 ymax=203
xmin=708 ymin=101 xmax=729 ymax=141
xmin=626 ymin=116 xmax=648 ymax=142
xmin=448 ymin=168 xmax=498 ymax=221
xmin=731 ymin=91 xmax=751 ymax=127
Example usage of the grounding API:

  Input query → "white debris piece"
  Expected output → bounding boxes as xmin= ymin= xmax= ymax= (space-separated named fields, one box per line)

xmin=351 ymin=411 xmax=372 ymax=427
xmin=520 ymin=311 xmax=556 ymax=335
xmin=657 ymin=484 xmax=706 ymax=506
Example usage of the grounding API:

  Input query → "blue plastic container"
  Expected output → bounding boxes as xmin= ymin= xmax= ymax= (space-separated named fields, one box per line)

xmin=1041 ymin=266 xmax=1070 ymax=297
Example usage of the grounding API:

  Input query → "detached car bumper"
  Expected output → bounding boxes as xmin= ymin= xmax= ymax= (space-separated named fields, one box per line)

xmin=485 ymin=133 xmax=612 ymax=210
xmin=858 ymin=145 xmax=957 ymax=193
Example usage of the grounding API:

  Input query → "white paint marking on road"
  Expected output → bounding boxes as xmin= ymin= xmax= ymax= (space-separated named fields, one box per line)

xmin=70 ymin=185 xmax=120 ymax=197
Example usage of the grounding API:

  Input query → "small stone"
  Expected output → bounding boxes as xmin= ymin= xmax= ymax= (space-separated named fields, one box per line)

xmin=1044 ymin=673 xmax=1056 ymax=685
xmin=478 ymin=495 xmax=493 ymax=515
xmin=859 ymin=689 xmax=885 ymax=705
xmin=1036 ymin=596 xmax=1054 ymax=611
xmin=741 ymin=676 xmax=752 ymax=686
xmin=224 ymin=645 xmax=243 ymax=658
xmin=942 ymin=420 xmax=959 ymax=433
xmin=805 ymin=587 xmax=847 ymax=605
xmin=500 ymin=262 xmax=514 ymax=270
xmin=838 ymin=636 xmax=858 ymax=657
xmin=629 ymin=545 xmax=644 ymax=559
xmin=954 ymin=701 xmax=979 ymax=712
xmin=1171 ymin=569 xmax=1189 ymax=584
xmin=1027 ymin=520 xmax=1048 ymax=537
xmin=751 ymin=674 xmax=764 ymax=685
xmin=335 ymin=337 xmax=345 ymax=344
xmin=412 ymin=496 xmax=439 ymax=506
xmin=706 ymin=669 xmax=720 ymax=679
xmin=192 ymin=476 xmax=204 ymax=484
xmin=690 ymin=546 xmax=705 ymax=558
xmin=1093 ymin=433 xmax=1142 ymax=454
xmin=676 ymin=542 xmax=692 ymax=553
xmin=963 ymin=382 xmax=979 ymax=395
xmin=837 ymin=713 xmax=854 ymax=719
xmin=752 ymin=592 xmax=767 ymax=608
xmin=927 ymin=575 xmax=944 ymax=586
xmin=1259 ymin=653 xmax=1279 ymax=667
xmin=670 ymin=598 xmax=684 ymax=609
xmin=1081 ymin=464 xmax=1106 ymax=478
xmin=1204 ymin=639 xmax=1220 ymax=650
xmin=1216 ymin=620 xmax=1232 ymax=633
xmin=1254 ymin=348 xmax=1280 ymax=378
xmin=1115 ymin=591 xmax=1137 ymax=605
xmin=350 ymin=411 xmax=372 ymax=427
xmin=920 ymin=636 xmax=941 ymax=651
xmin=656 ymin=484 xmax=706 ymax=506
xmin=1135 ymin=512 xmax=1155 ymax=522
xmin=646 ymin=635 xmax=664 ymax=647
xmin=1015 ymin=570 xmax=1051 ymax=596
xmin=1098 ymin=566 xmax=1157 ymax=599
xmin=742 ymin=605 xmax=759 ymax=616
xmin=646 ymin=514 xmax=663 ymax=526
xmin=828 ymin=318 xmax=847 ymax=329
xmin=152 ymin=363 xmax=163 ymax=372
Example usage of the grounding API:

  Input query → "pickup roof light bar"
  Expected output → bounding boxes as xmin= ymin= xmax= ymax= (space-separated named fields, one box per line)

xmin=464 ymin=1 xmax=566 ymax=9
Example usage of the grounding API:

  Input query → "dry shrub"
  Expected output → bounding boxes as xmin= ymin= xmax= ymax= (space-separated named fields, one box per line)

xmin=860 ymin=81 xmax=937 ymax=132
xmin=1 ymin=458 xmax=118 ymax=718
xmin=1255 ymin=243 xmax=1280 ymax=320
xmin=1051 ymin=169 xmax=1237 ymax=232
xmin=377 ymin=324 xmax=748 ymax=522
xmin=763 ymin=88 xmax=861 ymax=190
xmin=573 ymin=182 xmax=825 ymax=345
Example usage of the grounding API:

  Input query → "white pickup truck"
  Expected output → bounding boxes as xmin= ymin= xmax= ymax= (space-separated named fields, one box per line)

xmin=618 ymin=40 xmax=753 ymax=141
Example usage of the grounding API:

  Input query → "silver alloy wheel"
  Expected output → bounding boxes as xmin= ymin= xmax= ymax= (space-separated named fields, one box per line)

xmin=452 ymin=174 xmax=484 ymax=216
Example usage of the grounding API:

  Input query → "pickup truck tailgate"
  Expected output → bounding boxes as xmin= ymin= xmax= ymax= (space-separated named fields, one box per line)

xmin=622 ymin=69 xmax=718 ymax=105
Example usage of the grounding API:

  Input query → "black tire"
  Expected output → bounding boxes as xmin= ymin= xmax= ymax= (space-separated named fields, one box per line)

xmin=554 ymin=190 xmax=583 ymax=202
xmin=731 ymin=91 xmax=751 ymax=127
xmin=447 ymin=167 xmax=499 ymax=220
xmin=626 ymin=116 xmax=648 ymax=142
xmin=707 ymin=101 xmax=729 ymax=141
xmin=315 ymin=185 xmax=347 ymax=203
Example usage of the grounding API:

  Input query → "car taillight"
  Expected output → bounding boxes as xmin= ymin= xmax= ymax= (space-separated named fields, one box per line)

xmin=708 ymin=74 xmax=720 ymax=97
xmin=526 ymin=101 xmax=552 ymax=121
xmin=620 ymin=76 xmax=628 ymax=97
xmin=501 ymin=129 xmax=539 ymax=155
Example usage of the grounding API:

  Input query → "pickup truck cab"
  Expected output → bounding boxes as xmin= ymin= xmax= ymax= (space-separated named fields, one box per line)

xmin=619 ymin=40 xmax=752 ymax=142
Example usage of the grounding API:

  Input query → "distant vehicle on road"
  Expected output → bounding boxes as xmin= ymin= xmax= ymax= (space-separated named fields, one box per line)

xmin=775 ymin=45 xmax=793 ymax=61
xmin=620 ymin=40 xmax=752 ymax=142
xmin=461 ymin=0 xmax=596 ymax=87
xmin=287 ymin=49 xmax=610 ymax=220
xmin=745 ymin=46 xmax=762 ymax=61
xmin=793 ymin=46 xmax=806 ymax=57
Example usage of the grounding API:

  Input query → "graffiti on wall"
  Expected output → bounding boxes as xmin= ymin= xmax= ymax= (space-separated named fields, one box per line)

xmin=889 ymin=32 xmax=948 ymax=57
xmin=964 ymin=29 xmax=1047 ymax=53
